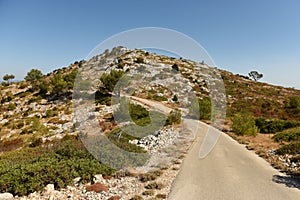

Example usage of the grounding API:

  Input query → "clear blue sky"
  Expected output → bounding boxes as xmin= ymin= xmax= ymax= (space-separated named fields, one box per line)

xmin=1 ymin=0 xmax=300 ymax=88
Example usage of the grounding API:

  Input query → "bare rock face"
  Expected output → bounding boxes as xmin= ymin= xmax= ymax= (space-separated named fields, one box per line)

xmin=0 ymin=193 xmax=14 ymax=200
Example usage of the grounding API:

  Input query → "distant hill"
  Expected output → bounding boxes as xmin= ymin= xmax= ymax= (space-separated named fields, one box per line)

xmin=0 ymin=46 xmax=299 ymax=197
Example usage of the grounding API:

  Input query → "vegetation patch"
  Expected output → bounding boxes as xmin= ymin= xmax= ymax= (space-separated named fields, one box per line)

xmin=276 ymin=142 xmax=300 ymax=155
xmin=255 ymin=117 xmax=300 ymax=133
xmin=273 ymin=127 xmax=300 ymax=142
xmin=0 ymin=135 xmax=115 ymax=196
xmin=145 ymin=182 xmax=164 ymax=190
xmin=231 ymin=112 xmax=258 ymax=136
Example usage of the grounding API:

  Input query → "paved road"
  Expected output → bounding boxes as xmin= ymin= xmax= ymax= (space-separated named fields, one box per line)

xmin=129 ymin=96 xmax=300 ymax=199
xmin=168 ymin=118 xmax=300 ymax=200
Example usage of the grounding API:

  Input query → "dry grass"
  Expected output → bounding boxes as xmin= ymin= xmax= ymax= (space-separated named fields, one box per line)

xmin=85 ymin=183 xmax=109 ymax=193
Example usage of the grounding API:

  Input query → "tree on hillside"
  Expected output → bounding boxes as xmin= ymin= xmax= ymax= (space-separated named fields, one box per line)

xmin=99 ymin=70 xmax=129 ymax=96
xmin=3 ymin=74 xmax=15 ymax=85
xmin=50 ymin=73 xmax=67 ymax=96
xmin=25 ymin=69 xmax=44 ymax=91
xmin=248 ymin=71 xmax=263 ymax=81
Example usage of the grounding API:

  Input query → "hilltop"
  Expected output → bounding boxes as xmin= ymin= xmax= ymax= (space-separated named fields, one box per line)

xmin=0 ymin=47 xmax=300 ymax=199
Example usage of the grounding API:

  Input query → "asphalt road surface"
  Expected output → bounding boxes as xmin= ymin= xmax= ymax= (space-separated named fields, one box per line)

xmin=129 ymin=96 xmax=300 ymax=199
xmin=168 ymin=118 xmax=300 ymax=200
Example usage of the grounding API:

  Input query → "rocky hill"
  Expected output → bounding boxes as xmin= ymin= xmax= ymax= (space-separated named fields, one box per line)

xmin=0 ymin=47 xmax=300 ymax=199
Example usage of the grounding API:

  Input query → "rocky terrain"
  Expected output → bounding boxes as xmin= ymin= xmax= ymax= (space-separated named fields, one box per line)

xmin=1 ymin=46 xmax=300 ymax=199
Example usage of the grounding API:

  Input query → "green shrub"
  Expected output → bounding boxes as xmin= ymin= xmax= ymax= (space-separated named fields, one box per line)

xmin=255 ymin=117 xmax=300 ymax=133
xmin=189 ymin=97 xmax=212 ymax=120
xmin=232 ymin=112 xmax=258 ymax=136
xmin=1 ymin=82 xmax=9 ymax=87
xmin=273 ymin=127 xmax=300 ymax=142
xmin=139 ymin=170 xmax=162 ymax=182
xmin=142 ymin=190 xmax=154 ymax=196
xmin=95 ymin=91 xmax=111 ymax=105
xmin=18 ymin=82 xmax=28 ymax=89
xmin=113 ymin=98 xmax=150 ymax=125
xmin=135 ymin=57 xmax=144 ymax=64
xmin=16 ymin=121 xmax=25 ymax=129
xmin=7 ymin=103 xmax=16 ymax=111
xmin=0 ymin=136 xmax=115 ymax=196
xmin=27 ymin=95 xmax=42 ymax=104
xmin=16 ymin=91 xmax=31 ymax=98
xmin=117 ymin=59 xmax=125 ymax=69
xmin=166 ymin=109 xmax=181 ymax=125
xmin=1 ymin=95 xmax=13 ymax=103
xmin=99 ymin=70 xmax=127 ymax=94
xmin=45 ymin=109 xmax=58 ymax=118
xmin=29 ymin=138 xmax=43 ymax=147
xmin=107 ymin=129 xmax=146 ymax=153
xmin=276 ymin=142 xmax=300 ymax=155
xmin=145 ymin=182 xmax=164 ymax=190
xmin=287 ymin=96 xmax=300 ymax=109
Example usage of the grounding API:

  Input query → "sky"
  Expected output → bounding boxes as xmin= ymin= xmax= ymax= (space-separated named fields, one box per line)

xmin=0 ymin=0 xmax=300 ymax=88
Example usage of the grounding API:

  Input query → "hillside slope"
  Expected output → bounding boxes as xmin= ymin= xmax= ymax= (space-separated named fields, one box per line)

xmin=0 ymin=47 xmax=300 ymax=198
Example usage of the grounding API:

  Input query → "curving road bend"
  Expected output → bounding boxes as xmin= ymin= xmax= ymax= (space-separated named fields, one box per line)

xmin=129 ymin=96 xmax=300 ymax=199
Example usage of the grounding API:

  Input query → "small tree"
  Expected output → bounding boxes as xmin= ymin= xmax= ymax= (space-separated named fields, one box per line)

xmin=99 ymin=70 xmax=129 ymax=96
xmin=3 ymin=74 xmax=15 ymax=84
xmin=50 ymin=74 xmax=67 ymax=96
xmin=248 ymin=71 xmax=263 ymax=81
xmin=25 ymin=69 xmax=44 ymax=91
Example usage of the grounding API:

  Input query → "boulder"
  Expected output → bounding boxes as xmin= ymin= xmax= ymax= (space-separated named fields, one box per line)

xmin=0 ymin=193 xmax=13 ymax=200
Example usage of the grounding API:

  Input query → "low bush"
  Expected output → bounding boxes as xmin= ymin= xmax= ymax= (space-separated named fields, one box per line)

xmin=189 ymin=97 xmax=212 ymax=120
xmin=113 ymin=98 xmax=150 ymax=125
xmin=1 ymin=95 xmax=13 ymax=103
xmin=231 ymin=112 xmax=258 ymax=136
xmin=130 ymin=195 xmax=143 ymax=200
xmin=145 ymin=182 xmax=164 ymax=190
xmin=45 ymin=109 xmax=59 ymax=118
xmin=27 ymin=95 xmax=43 ymax=104
xmin=139 ymin=170 xmax=162 ymax=182
xmin=142 ymin=190 xmax=154 ymax=196
xmin=255 ymin=117 xmax=300 ymax=133
xmin=0 ymin=136 xmax=115 ymax=196
xmin=7 ymin=103 xmax=16 ymax=111
xmin=166 ymin=109 xmax=181 ymax=125
xmin=95 ymin=91 xmax=111 ymax=105
xmin=18 ymin=82 xmax=28 ymax=89
xmin=135 ymin=57 xmax=144 ymax=64
xmin=107 ymin=129 xmax=146 ymax=153
xmin=273 ymin=127 xmax=300 ymax=142
xmin=276 ymin=142 xmax=300 ymax=155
